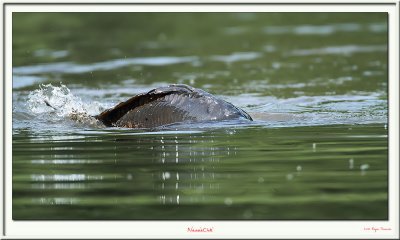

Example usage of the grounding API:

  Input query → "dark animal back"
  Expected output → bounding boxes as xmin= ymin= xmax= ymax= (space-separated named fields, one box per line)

xmin=95 ymin=84 xmax=252 ymax=128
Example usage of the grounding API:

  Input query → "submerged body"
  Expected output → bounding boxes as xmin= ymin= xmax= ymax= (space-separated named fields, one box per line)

xmin=95 ymin=84 xmax=252 ymax=128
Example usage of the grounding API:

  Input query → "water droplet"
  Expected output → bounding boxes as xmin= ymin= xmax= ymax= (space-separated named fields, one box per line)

xmin=296 ymin=165 xmax=302 ymax=172
xmin=360 ymin=164 xmax=369 ymax=171
xmin=224 ymin=198 xmax=233 ymax=206
xmin=286 ymin=173 xmax=294 ymax=181
xmin=258 ymin=177 xmax=264 ymax=183
xmin=349 ymin=158 xmax=354 ymax=169
xmin=162 ymin=172 xmax=170 ymax=180
xmin=312 ymin=143 xmax=316 ymax=152
xmin=360 ymin=164 xmax=369 ymax=176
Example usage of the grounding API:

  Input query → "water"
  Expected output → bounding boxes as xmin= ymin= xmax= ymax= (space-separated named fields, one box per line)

xmin=12 ymin=13 xmax=388 ymax=219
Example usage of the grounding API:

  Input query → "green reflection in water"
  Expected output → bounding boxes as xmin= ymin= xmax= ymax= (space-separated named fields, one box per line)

xmin=13 ymin=124 xmax=387 ymax=219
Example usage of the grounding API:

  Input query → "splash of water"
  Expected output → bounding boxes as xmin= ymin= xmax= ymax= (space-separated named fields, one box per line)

xmin=27 ymin=83 xmax=105 ymax=127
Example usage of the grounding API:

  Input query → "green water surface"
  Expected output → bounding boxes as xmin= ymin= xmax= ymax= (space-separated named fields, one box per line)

xmin=12 ymin=12 xmax=388 ymax=220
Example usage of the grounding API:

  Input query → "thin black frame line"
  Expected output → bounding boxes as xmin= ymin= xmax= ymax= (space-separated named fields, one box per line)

xmin=3 ymin=10 xmax=389 ymax=221
xmin=2 ymin=4 xmax=396 ymax=240
xmin=386 ymin=12 xmax=390 ymax=222
xmin=8 ymin=11 xmax=391 ymax=222
xmin=387 ymin=10 xmax=392 ymax=221
xmin=3 ymin=3 xmax=396 ymax=234
xmin=2 ymin=3 xmax=6 ymax=237
xmin=2 ymin=2 xmax=398 ymax=5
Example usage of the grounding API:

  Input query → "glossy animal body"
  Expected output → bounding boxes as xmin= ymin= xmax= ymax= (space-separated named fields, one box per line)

xmin=95 ymin=84 xmax=252 ymax=128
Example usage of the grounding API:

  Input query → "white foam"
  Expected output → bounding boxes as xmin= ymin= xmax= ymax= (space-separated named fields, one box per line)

xmin=27 ymin=83 xmax=105 ymax=126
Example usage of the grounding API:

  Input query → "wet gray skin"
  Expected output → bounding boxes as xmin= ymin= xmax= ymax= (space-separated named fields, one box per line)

xmin=95 ymin=84 xmax=253 ymax=128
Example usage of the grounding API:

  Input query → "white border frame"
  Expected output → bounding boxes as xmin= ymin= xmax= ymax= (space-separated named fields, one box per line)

xmin=1 ymin=1 xmax=399 ymax=239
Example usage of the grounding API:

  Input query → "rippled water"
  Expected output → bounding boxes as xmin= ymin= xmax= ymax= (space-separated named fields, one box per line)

xmin=12 ymin=13 xmax=388 ymax=219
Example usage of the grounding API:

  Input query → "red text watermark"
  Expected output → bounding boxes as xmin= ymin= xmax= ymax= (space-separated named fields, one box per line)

xmin=364 ymin=226 xmax=392 ymax=233
xmin=187 ymin=226 xmax=214 ymax=233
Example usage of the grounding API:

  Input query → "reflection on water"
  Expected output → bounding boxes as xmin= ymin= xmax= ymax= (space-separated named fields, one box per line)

xmin=13 ymin=125 xmax=388 ymax=219
xmin=18 ymin=131 xmax=238 ymax=207
xmin=156 ymin=134 xmax=232 ymax=205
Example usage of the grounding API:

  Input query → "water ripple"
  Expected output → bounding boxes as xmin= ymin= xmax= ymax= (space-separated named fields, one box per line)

xmin=287 ymin=45 xmax=387 ymax=57
xmin=263 ymin=22 xmax=386 ymax=35
xmin=210 ymin=52 xmax=262 ymax=63
xmin=13 ymin=55 xmax=198 ymax=75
